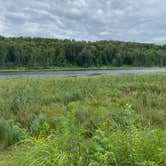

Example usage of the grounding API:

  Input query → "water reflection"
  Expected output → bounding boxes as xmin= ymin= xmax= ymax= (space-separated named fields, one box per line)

xmin=0 ymin=68 xmax=166 ymax=79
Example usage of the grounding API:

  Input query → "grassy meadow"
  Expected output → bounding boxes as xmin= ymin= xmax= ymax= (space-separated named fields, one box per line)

xmin=0 ymin=74 xmax=166 ymax=166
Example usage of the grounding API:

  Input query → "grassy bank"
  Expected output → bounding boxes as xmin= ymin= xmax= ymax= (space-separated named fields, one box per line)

xmin=0 ymin=74 xmax=166 ymax=165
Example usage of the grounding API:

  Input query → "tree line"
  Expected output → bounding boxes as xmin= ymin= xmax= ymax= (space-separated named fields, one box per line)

xmin=0 ymin=36 xmax=166 ymax=68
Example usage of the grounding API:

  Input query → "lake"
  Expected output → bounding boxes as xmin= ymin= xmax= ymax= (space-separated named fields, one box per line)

xmin=0 ymin=68 xmax=166 ymax=79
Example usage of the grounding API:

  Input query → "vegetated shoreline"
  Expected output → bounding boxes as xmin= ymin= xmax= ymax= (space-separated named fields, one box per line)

xmin=0 ymin=73 xmax=166 ymax=165
xmin=0 ymin=37 xmax=166 ymax=69
xmin=0 ymin=66 xmax=165 ymax=73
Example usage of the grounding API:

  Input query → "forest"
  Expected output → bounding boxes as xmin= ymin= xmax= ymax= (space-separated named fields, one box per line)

xmin=0 ymin=36 xmax=166 ymax=68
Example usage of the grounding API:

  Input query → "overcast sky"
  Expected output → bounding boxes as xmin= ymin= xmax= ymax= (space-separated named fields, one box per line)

xmin=0 ymin=0 xmax=166 ymax=43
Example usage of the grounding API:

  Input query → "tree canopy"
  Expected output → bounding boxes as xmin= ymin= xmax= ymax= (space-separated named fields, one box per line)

xmin=0 ymin=37 xmax=166 ymax=68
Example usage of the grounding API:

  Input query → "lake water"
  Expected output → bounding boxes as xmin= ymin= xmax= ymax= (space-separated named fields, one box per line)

xmin=0 ymin=68 xmax=166 ymax=79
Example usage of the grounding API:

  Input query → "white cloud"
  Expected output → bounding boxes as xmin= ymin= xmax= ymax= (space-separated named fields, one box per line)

xmin=0 ymin=0 xmax=166 ymax=43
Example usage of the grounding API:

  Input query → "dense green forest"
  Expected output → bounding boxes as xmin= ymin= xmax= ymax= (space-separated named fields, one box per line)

xmin=0 ymin=36 xmax=166 ymax=68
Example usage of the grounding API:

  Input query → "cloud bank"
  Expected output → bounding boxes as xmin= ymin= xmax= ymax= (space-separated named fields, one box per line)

xmin=0 ymin=0 xmax=166 ymax=43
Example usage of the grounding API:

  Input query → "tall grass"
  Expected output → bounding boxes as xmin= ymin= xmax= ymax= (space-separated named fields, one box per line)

xmin=0 ymin=74 xmax=166 ymax=165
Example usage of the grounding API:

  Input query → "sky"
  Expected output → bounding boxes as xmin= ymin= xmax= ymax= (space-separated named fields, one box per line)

xmin=0 ymin=0 xmax=166 ymax=43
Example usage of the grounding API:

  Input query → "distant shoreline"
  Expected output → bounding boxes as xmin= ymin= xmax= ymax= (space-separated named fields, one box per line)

xmin=0 ymin=66 xmax=165 ymax=73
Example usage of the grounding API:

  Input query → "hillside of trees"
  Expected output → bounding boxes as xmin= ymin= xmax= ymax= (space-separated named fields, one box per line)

xmin=0 ymin=36 xmax=166 ymax=68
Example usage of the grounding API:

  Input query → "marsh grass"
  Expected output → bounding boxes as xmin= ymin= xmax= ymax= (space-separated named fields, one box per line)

xmin=0 ymin=74 xmax=166 ymax=165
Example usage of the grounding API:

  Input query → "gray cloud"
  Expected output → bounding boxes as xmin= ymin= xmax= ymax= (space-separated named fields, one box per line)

xmin=0 ymin=0 xmax=166 ymax=43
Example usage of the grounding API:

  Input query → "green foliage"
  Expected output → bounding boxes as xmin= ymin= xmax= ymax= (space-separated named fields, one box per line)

xmin=0 ymin=119 xmax=25 ymax=148
xmin=77 ymin=47 xmax=94 ymax=67
xmin=0 ymin=74 xmax=166 ymax=165
xmin=0 ymin=37 xmax=166 ymax=68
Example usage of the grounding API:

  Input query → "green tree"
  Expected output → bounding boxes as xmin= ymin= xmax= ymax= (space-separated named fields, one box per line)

xmin=55 ymin=48 xmax=67 ymax=66
xmin=77 ymin=47 xmax=94 ymax=67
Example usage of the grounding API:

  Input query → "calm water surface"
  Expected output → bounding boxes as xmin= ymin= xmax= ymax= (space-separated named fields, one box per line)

xmin=0 ymin=68 xmax=166 ymax=79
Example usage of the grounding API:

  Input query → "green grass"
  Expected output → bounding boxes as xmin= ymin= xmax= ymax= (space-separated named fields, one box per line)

xmin=0 ymin=74 xmax=166 ymax=165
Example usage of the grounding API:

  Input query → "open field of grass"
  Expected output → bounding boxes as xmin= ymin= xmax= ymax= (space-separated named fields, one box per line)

xmin=0 ymin=74 xmax=166 ymax=165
